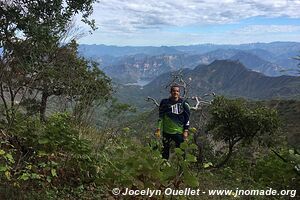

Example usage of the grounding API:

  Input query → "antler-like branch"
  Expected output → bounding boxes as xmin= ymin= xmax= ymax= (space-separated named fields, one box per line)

xmin=146 ymin=96 xmax=159 ymax=107
xmin=189 ymin=92 xmax=215 ymax=110
xmin=165 ymin=69 xmax=189 ymax=98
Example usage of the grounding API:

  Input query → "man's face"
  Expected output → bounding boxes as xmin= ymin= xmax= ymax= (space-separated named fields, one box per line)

xmin=171 ymin=86 xmax=180 ymax=99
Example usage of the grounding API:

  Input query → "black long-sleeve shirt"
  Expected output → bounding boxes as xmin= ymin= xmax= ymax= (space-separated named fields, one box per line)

xmin=157 ymin=98 xmax=190 ymax=134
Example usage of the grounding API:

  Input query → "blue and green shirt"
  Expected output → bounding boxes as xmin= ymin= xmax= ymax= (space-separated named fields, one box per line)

xmin=157 ymin=98 xmax=190 ymax=134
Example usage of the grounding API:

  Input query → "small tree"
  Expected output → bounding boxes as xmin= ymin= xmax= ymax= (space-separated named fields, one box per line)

xmin=28 ymin=40 xmax=112 ymax=122
xmin=206 ymin=96 xmax=280 ymax=168
xmin=0 ymin=0 xmax=112 ymax=123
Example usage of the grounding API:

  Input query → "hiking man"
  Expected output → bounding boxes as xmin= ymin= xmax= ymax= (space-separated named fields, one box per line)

xmin=155 ymin=85 xmax=190 ymax=159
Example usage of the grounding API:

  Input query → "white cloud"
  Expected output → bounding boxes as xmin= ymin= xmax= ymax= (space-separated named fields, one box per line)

xmin=79 ymin=26 xmax=300 ymax=46
xmin=77 ymin=0 xmax=300 ymax=45
xmin=231 ymin=25 xmax=300 ymax=35
xmin=88 ymin=0 xmax=300 ymax=33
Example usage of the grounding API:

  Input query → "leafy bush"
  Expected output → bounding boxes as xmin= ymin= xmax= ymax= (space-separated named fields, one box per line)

xmin=253 ymin=151 xmax=299 ymax=190
xmin=97 ymin=135 xmax=199 ymax=198
xmin=0 ymin=112 xmax=99 ymax=197
xmin=206 ymin=96 xmax=280 ymax=168
xmin=0 ymin=103 xmax=297 ymax=199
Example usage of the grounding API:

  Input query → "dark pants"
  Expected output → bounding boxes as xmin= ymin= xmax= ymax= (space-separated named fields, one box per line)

xmin=162 ymin=132 xmax=184 ymax=160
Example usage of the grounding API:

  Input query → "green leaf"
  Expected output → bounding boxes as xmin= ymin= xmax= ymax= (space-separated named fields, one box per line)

xmin=203 ymin=162 xmax=213 ymax=168
xmin=0 ymin=165 xmax=7 ymax=172
xmin=184 ymin=172 xmax=199 ymax=187
xmin=19 ymin=173 xmax=30 ymax=181
xmin=189 ymin=144 xmax=198 ymax=150
xmin=180 ymin=142 xmax=188 ymax=150
xmin=122 ymin=127 xmax=130 ymax=133
xmin=189 ymin=127 xmax=197 ymax=133
xmin=38 ymin=162 xmax=47 ymax=168
xmin=174 ymin=148 xmax=184 ymax=155
xmin=38 ymin=138 xmax=49 ymax=144
xmin=51 ymin=168 xmax=57 ymax=177
xmin=51 ymin=161 xmax=58 ymax=166
xmin=5 ymin=171 xmax=11 ymax=180
xmin=31 ymin=173 xmax=41 ymax=179
xmin=0 ymin=149 xmax=5 ymax=155
xmin=37 ymin=151 xmax=48 ymax=157
xmin=162 ymin=167 xmax=177 ymax=181
xmin=46 ymin=176 xmax=52 ymax=183
xmin=26 ymin=164 xmax=32 ymax=170
xmin=186 ymin=154 xmax=197 ymax=163
xmin=5 ymin=153 xmax=15 ymax=163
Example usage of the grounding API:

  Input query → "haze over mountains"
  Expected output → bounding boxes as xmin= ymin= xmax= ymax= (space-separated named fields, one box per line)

xmin=114 ymin=60 xmax=300 ymax=108
xmin=145 ymin=60 xmax=300 ymax=98
xmin=79 ymin=42 xmax=300 ymax=84
xmin=79 ymin=42 xmax=300 ymax=57
xmin=78 ymin=42 xmax=300 ymax=107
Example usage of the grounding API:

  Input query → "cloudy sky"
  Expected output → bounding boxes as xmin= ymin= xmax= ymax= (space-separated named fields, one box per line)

xmin=78 ymin=0 xmax=300 ymax=46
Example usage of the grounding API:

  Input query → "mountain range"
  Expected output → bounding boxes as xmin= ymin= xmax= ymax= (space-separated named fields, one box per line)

xmin=116 ymin=60 xmax=300 ymax=109
xmin=98 ymin=49 xmax=293 ymax=83
xmin=78 ymin=42 xmax=300 ymax=84
xmin=77 ymin=42 xmax=300 ymax=108
xmin=79 ymin=42 xmax=300 ymax=57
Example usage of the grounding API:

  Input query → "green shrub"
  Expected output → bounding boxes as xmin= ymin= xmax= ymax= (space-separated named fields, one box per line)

xmin=0 ymin=112 xmax=99 ymax=196
xmin=97 ymin=135 xmax=199 ymax=197
xmin=253 ymin=151 xmax=299 ymax=189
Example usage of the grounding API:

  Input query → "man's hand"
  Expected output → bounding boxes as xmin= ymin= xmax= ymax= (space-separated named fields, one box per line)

xmin=155 ymin=128 xmax=161 ymax=138
xmin=183 ymin=130 xmax=188 ymax=140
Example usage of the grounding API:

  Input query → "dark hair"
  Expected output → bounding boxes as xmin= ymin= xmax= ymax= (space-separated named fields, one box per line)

xmin=170 ymin=85 xmax=180 ymax=92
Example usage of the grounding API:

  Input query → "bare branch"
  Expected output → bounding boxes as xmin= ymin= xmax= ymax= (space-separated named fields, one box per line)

xmin=165 ymin=69 xmax=189 ymax=97
xmin=146 ymin=96 xmax=159 ymax=107
xmin=189 ymin=93 xmax=216 ymax=110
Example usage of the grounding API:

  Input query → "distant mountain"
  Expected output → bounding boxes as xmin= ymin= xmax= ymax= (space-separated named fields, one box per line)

xmin=274 ymin=51 xmax=300 ymax=70
xmin=102 ymin=51 xmax=240 ymax=84
xmin=79 ymin=42 xmax=300 ymax=60
xmin=78 ymin=44 xmax=181 ymax=57
xmin=245 ymin=48 xmax=276 ymax=61
xmin=116 ymin=60 xmax=300 ymax=108
xmin=183 ymin=49 xmax=287 ymax=76
xmin=78 ymin=42 xmax=300 ymax=83
xmin=102 ymin=54 xmax=208 ymax=84
xmin=173 ymin=42 xmax=300 ymax=56
xmin=102 ymin=55 xmax=176 ymax=84
xmin=229 ymin=51 xmax=285 ymax=76
xmin=192 ymin=49 xmax=240 ymax=64
xmin=174 ymin=42 xmax=300 ymax=72
xmin=104 ymin=49 xmax=294 ymax=83
xmin=175 ymin=42 xmax=300 ymax=73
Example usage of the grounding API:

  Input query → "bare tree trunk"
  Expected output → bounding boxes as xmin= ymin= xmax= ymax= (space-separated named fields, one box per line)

xmin=214 ymin=137 xmax=243 ymax=168
xmin=0 ymin=83 xmax=11 ymax=124
xmin=8 ymin=85 xmax=16 ymax=125
xmin=214 ymin=143 xmax=234 ymax=168
xmin=40 ymin=91 xmax=49 ymax=122
xmin=193 ymin=132 xmax=204 ymax=165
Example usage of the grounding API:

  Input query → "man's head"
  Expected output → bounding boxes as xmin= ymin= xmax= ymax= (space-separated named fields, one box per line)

xmin=170 ymin=85 xmax=180 ymax=100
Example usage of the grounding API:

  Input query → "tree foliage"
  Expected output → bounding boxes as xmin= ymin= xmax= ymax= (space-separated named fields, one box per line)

xmin=0 ymin=0 xmax=111 ymax=124
xmin=0 ymin=1 xmax=298 ymax=199
xmin=0 ymin=113 xmax=98 ymax=198
xmin=206 ymin=96 xmax=281 ymax=168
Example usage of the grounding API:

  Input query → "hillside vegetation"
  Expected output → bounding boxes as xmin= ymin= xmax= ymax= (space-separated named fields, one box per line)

xmin=1 ymin=97 xmax=300 ymax=199
xmin=0 ymin=1 xmax=299 ymax=199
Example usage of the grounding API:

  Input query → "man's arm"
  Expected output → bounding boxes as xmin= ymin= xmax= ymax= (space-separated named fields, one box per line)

xmin=183 ymin=100 xmax=190 ymax=139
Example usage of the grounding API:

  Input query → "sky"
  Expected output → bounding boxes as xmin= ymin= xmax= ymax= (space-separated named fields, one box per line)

xmin=77 ymin=0 xmax=300 ymax=46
